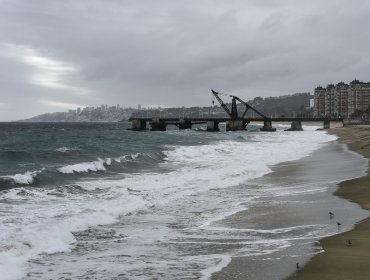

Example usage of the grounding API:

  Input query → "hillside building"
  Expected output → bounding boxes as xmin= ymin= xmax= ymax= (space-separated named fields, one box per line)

xmin=314 ymin=80 xmax=370 ymax=118
xmin=314 ymin=86 xmax=325 ymax=117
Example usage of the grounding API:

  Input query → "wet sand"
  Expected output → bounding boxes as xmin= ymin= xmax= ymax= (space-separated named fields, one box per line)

xmin=288 ymin=126 xmax=370 ymax=280
xmin=212 ymin=131 xmax=369 ymax=280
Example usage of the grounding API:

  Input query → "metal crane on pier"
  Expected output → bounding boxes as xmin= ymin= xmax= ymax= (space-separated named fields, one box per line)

xmin=211 ymin=89 xmax=269 ymax=120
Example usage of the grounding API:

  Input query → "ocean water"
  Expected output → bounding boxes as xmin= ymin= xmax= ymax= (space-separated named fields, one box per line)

xmin=0 ymin=122 xmax=364 ymax=279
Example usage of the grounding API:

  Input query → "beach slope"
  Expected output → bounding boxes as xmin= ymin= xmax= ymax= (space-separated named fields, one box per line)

xmin=289 ymin=126 xmax=370 ymax=280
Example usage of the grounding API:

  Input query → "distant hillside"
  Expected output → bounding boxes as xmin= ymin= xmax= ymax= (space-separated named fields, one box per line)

xmin=131 ymin=92 xmax=314 ymax=119
xmin=22 ymin=105 xmax=137 ymax=122
xmin=22 ymin=93 xmax=313 ymax=122
xmin=246 ymin=92 xmax=313 ymax=118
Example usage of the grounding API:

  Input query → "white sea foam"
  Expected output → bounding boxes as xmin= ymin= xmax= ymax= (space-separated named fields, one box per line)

xmin=0 ymin=128 xmax=341 ymax=279
xmin=0 ymin=186 xmax=147 ymax=280
xmin=55 ymin=147 xmax=80 ymax=152
xmin=57 ymin=158 xmax=111 ymax=174
xmin=114 ymin=153 xmax=141 ymax=163
xmin=1 ymin=169 xmax=43 ymax=185
xmin=198 ymin=255 xmax=231 ymax=280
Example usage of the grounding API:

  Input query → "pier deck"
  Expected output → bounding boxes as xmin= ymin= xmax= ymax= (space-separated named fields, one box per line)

xmin=128 ymin=117 xmax=343 ymax=131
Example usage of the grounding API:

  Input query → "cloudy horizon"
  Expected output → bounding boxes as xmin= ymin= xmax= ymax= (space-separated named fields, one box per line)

xmin=1 ymin=0 xmax=370 ymax=121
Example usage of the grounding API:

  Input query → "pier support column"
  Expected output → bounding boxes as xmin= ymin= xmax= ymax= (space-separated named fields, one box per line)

xmin=323 ymin=120 xmax=330 ymax=129
xmin=206 ymin=121 xmax=220 ymax=131
xmin=130 ymin=119 xmax=147 ymax=131
xmin=285 ymin=121 xmax=303 ymax=131
xmin=226 ymin=119 xmax=247 ymax=131
xmin=150 ymin=118 xmax=167 ymax=131
xmin=178 ymin=118 xmax=192 ymax=130
xmin=260 ymin=120 xmax=276 ymax=132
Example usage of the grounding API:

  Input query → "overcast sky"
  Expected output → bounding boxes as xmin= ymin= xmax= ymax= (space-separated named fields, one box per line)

xmin=1 ymin=0 xmax=370 ymax=120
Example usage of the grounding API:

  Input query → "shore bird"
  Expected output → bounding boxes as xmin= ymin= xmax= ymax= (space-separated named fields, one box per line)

xmin=296 ymin=262 xmax=300 ymax=271
xmin=337 ymin=222 xmax=342 ymax=230
xmin=329 ymin=211 xmax=334 ymax=219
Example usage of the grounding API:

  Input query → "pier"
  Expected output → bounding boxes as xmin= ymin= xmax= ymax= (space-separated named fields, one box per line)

xmin=128 ymin=90 xmax=343 ymax=131
xmin=128 ymin=117 xmax=343 ymax=131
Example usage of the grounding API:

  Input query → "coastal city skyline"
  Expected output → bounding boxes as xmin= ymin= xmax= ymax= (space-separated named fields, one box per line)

xmin=1 ymin=0 xmax=370 ymax=121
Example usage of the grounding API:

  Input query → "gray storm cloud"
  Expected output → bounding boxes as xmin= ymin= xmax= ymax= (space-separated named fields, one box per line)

xmin=1 ymin=0 xmax=370 ymax=120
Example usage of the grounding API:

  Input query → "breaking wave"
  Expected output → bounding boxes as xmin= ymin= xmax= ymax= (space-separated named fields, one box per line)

xmin=0 ymin=185 xmax=147 ymax=280
xmin=114 ymin=153 xmax=141 ymax=162
xmin=57 ymin=158 xmax=112 ymax=174
xmin=1 ymin=169 xmax=43 ymax=185
xmin=0 ymin=126 xmax=343 ymax=280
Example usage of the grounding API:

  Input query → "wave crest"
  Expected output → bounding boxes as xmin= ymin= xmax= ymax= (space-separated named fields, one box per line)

xmin=1 ymin=170 xmax=43 ymax=185
xmin=57 ymin=158 xmax=111 ymax=174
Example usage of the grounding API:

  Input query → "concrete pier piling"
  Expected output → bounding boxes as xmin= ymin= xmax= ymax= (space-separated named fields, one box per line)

xmin=178 ymin=118 xmax=192 ymax=129
xmin=260 ymin=120 xmax=276 ymax=132
xmin=206 ymin=121 xmax=220 ymax=131
xmin=226 ymin=119 xmax=248 ymax=131
xmin=150 ymin=118 xmax=167 ymax=131
xmin=285 ymin=121 xmax=303 ymax=131
xmin=129 ymin=119 xmax=147 ymax=131
xmin=323 ymin=119 xmax=330 ymax=129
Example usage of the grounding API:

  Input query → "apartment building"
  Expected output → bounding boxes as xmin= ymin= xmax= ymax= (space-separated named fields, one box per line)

xmin=314 ymin=80 xmax=370 ymax=118
xmin=313 ymin=86 xmax=326 ymax=117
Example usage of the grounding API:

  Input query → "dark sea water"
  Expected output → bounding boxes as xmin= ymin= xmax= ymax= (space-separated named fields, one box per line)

xmin=0 ymin=122 xmax=367 ymax=280
xmin=0 ymin=122 xmax=224 ymax=189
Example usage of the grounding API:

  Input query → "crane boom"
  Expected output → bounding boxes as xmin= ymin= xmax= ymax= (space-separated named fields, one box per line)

xmin=211 ymin=89 xmax=233 ymax=118
xmin=211 ymin=89 xmax=269 ymax=120
xmin=232 ymin=96 xmax=268 ymax=119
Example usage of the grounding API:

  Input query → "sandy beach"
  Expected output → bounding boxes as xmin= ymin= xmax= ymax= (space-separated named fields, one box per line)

xmin=212 ymin=127 xmax=369 ymax=280
xmin=288 ymin=125 xmax=370 ymax=280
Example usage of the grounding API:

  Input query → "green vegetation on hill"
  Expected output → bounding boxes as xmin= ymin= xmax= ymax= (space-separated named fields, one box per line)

xmin=247 ymin=93 xmax=313 ymax=118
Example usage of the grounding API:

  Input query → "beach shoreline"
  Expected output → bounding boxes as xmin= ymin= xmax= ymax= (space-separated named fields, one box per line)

xmin=288 ymin=125 xmax=370 ymax=280
xmin=212 ymin=128 xmax=369 ymax=280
